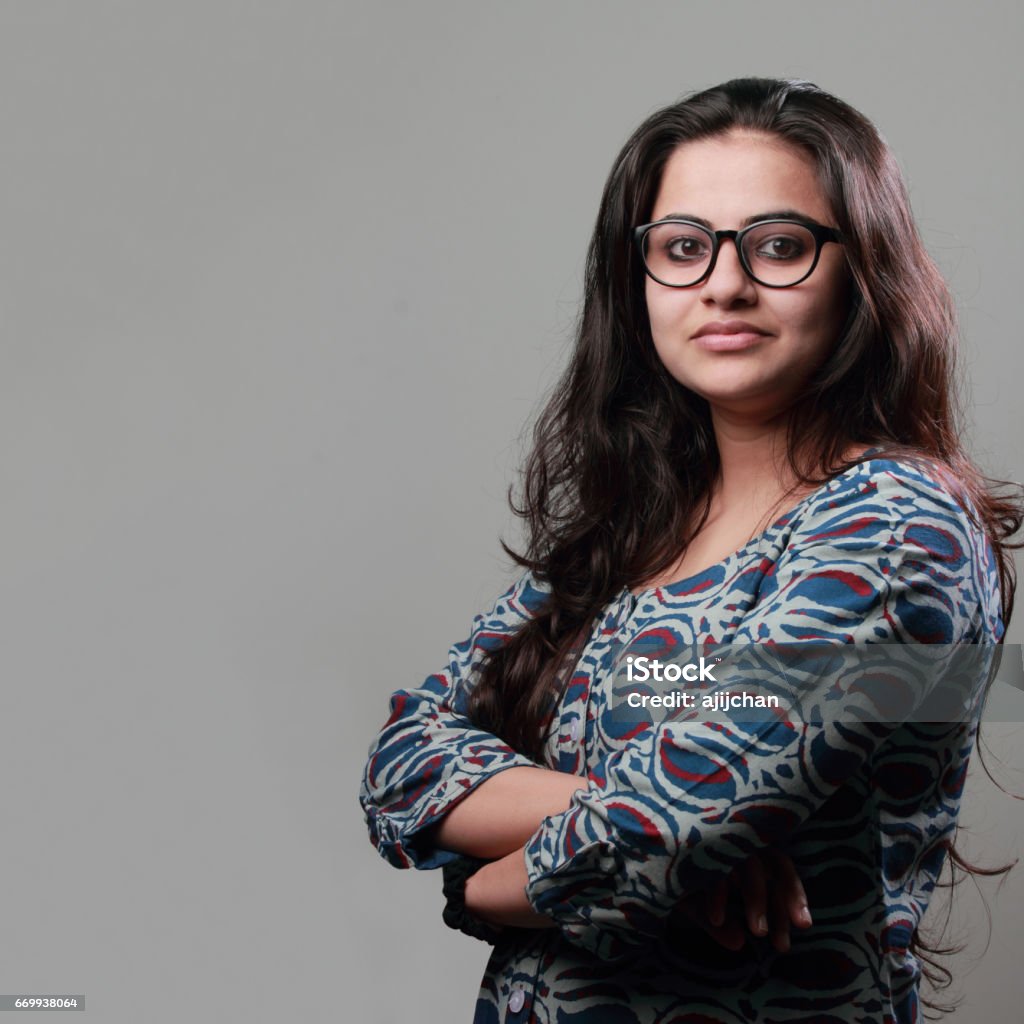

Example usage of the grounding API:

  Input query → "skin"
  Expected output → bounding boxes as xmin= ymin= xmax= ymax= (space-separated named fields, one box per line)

xmin=442 ymin=129 xmax=852 ymax=949
xmin=639 ymin=130 xmax=859 ymax=587
xmin=645 ymin=130 xmax=850 ymax=426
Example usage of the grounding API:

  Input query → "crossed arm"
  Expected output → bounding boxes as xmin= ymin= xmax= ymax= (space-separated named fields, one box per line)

xmin=362 ymin=466 xmax=988 ymax=958
xmin=432 ymin=764 xmax=813 ymax=952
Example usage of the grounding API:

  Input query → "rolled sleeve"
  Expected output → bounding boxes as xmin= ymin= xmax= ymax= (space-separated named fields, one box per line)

xmin=360 ymin=571 xmax=550 ymax=870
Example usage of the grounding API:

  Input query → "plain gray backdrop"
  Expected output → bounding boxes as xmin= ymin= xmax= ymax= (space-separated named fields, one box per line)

xmin=0 ymin=2 xmax=1021 ymax=1022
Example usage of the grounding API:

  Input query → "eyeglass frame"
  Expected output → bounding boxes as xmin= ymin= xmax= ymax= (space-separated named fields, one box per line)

xmin=632 ymin=217 xmax=845 ymax=289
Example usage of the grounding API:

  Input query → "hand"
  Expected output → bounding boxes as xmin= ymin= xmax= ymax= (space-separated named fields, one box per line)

xmin=681 ymin=849 xmax=812 ymax=953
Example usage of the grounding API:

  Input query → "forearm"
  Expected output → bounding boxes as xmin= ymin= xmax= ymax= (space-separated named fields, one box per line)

xmin=465 ymin=845 xmax=555 ymax=929
xmin=432 ymin=766 xmax=585 ymax=859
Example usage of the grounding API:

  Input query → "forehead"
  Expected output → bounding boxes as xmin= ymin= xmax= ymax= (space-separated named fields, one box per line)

xmin=650 ymin=130 xmax=832 ymax=226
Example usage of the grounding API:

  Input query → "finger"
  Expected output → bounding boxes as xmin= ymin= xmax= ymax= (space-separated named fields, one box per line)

xmin=706 ymin=877 xmax=729 ymax=928
xmin=766 ymin=850 xmax=812 ymax=929
xmin=769 ymin=884 xmax=790 ymax=953
xmin=741 ymin=855 xmax=769 ymax=937
xmin=678 ymin=898 xmax=745 ymax=952
xmin=707 ymin=919 xmax=746 ymax=952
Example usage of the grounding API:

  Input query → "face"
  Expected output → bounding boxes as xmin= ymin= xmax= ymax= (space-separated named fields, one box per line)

xmin=643 ymin=131 xmax=850 ymax=422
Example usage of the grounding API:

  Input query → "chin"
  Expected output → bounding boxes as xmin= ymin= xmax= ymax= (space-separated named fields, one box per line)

xmin=690 ymin=379 xmax=802 ymax=418
xmin=683 ymin=375 xmax=775 ymax=402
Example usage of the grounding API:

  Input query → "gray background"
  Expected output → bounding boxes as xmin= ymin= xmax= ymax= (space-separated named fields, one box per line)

xmin=0 ymin=2 xmax=1021 ymax=1021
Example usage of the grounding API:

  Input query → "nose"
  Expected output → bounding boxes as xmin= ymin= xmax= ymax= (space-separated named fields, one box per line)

xmin=699 ymin=238 xmax=757 ymax=306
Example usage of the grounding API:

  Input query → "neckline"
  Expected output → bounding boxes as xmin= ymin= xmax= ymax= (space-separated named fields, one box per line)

xmin=627 ymin=448 xmax=886 ymax=600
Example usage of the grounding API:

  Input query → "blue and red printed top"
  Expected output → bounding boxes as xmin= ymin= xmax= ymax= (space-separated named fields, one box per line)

xmin=360 ymin=456 xmax=1003 ymax=1024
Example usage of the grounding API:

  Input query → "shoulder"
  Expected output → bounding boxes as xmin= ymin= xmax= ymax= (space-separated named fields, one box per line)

xmin=777 ymin=454 xmax=1002 ymax=641
xmin=493 ymin=570 xmax=553 ymax=621
xmin=435 ymin=570 xmax=554 ymax=712
xmin=789 ymin=454 xmax=980 ymax=541
xmin=461 ymin=569 xmax=553 ymax=650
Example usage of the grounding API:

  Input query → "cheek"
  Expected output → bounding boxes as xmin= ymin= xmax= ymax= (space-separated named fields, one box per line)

xmin=781 ymin=278 xmax=850 ymax=352
xmin=644 ymin=280 xmax=664 ymax=335
xmin=802 ymin=263 xmax=852 ymax=337
xmin=645 ymin=281 xmax=692 ymax=340
xmin=788 ymin=297 xmax=829 ymax=337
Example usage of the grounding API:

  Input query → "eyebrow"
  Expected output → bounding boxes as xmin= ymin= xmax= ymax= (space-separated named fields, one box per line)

xmin=655 ymin=209 xmax=817 ymax=228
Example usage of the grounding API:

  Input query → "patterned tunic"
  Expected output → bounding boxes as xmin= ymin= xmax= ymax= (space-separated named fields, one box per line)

xmin=360 ymin=456 xmax=1003 ymax=1023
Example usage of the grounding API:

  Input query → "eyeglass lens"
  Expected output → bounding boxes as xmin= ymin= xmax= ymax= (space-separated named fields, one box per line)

xmin=642 ymin=221 xmax=819 ymax=287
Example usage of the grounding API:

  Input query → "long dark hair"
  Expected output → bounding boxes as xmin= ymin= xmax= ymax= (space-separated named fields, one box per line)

xmin=469 ymin=77 xmax=1023 ymax=1009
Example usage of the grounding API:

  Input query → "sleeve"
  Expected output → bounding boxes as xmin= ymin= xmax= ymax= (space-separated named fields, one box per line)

xmin=359 ymin=570 xmax=551 ymax=870
xmin=522 ymin=462 xmax=999 ymax=960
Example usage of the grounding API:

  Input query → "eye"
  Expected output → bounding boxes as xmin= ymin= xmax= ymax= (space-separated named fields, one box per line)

xmin=663 ymin=233 xmax=710 ymax=262
xmin=752 ymin=234 xmax=808 ymax=261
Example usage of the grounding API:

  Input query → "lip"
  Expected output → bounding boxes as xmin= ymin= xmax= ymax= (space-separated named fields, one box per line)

xmin=691 ymin=319 xmax=771 ymax=352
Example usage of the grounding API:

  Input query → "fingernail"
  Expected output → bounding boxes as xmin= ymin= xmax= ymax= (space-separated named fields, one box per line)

xmin=756 ymin=914 xmax=768 ymax=935
xmin=799 ymin=906 xmax=812 ymax=927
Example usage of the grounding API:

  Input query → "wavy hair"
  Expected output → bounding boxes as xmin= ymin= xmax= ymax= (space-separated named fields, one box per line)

xmin=467 ymin=77 xmax=1023 ymax=1012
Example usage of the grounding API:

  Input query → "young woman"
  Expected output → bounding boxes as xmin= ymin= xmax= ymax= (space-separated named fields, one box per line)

xmin=359 ymin=78 xmax=1021 ymax=1023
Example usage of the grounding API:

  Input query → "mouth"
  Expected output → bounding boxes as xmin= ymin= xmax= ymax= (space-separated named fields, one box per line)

xmin=691 ymin=320 xmax=771 ymax=352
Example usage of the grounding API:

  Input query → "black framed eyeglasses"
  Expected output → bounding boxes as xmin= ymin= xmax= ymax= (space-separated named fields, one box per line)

xmin=633 ymin=218 xmax=844 ymax=289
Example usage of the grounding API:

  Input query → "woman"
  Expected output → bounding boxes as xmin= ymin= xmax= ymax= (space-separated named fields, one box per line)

xmin=360 ymin=78 xmax=1020 ymax=1023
